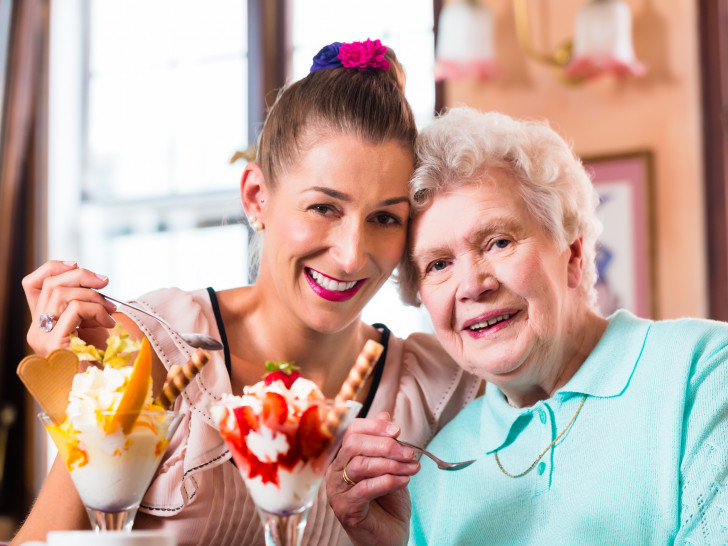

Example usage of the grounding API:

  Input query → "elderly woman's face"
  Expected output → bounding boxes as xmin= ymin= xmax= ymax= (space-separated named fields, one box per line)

xmin=410 ymin=171 xmax=583 ymax=383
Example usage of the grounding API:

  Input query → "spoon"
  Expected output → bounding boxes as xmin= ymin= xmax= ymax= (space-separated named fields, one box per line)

xmin=396 ymin=439 xmax=476 ymax=471
xmin=99 ymin=292 xmax=224 ymax=351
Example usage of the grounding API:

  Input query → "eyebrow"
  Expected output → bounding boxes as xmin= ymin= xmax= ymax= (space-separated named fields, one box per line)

xmin=303 ymin=186 xmax=409 ymax=207
xmin=411 ymin=217 xmax=522 ymax=267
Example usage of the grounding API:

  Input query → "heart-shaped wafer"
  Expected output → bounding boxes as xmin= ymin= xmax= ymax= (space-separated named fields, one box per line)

xmin=17 ymin=349 xmax=79 ymax=424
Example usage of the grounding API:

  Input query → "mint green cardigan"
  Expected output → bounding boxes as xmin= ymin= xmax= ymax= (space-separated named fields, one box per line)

xmin=409 ymin=310 xmax=728 ymax=545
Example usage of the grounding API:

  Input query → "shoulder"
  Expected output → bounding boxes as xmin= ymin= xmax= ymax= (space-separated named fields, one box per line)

xmin=643 ymin=314 xmax=728 ymax=363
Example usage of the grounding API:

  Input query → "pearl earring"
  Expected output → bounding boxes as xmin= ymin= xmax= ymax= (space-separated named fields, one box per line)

xmin=249 ymin=215 xmax=264 ymax=232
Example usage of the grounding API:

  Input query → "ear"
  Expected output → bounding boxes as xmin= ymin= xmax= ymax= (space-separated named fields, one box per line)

xmin=566 ymin=236 xmax=584 ymax=289
xmin=240 ymin=162 xmax=269 ymax=221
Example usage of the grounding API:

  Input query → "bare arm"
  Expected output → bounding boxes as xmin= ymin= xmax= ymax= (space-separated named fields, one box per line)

xmin=10 ymin=456 xmax=89 ymax=544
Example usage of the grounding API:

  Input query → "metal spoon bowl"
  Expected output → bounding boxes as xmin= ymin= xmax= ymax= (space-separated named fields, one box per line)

xmin=99 ymin=292 xmax=224 ymax=351
xmin=396 ymin=439 xmax=476 ymax=471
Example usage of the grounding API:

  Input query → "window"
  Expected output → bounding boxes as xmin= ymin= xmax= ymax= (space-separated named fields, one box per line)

xmin=48 ymin=1 xmax=434 ymax=337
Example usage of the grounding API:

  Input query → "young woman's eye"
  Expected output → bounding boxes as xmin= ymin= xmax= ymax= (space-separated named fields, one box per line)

xmin=308 ymin=204 xmax=336 ymax=216
xmin=371 ymin=212 xmax=402 ymax=226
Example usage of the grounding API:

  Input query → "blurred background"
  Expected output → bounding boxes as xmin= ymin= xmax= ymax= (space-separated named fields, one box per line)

xmin=0 ymin=0 xmax=725 ymax=538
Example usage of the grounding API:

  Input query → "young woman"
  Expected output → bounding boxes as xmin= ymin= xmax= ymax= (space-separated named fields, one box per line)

xmin=13 ymin=41 xmax=480 ymax=546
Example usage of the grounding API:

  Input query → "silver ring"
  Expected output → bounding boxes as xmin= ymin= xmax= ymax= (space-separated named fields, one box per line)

xmin=39 ymin=313 xmax=57 ymax=332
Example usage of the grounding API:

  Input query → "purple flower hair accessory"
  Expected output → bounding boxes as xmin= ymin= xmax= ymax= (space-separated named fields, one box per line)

xmin=339 ymin=39 xmax=390 ymax=71
xmin=310 ymin=39 xmax=390 ymax=73
xmin=310 ymin=42 xmax=343 ymax=71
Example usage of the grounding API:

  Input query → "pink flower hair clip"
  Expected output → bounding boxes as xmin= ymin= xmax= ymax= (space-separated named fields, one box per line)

xmin=310 ymin=38 xmax=390 ymax=72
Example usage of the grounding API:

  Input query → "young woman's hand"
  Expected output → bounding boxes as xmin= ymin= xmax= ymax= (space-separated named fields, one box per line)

xmin=325 ymin=412 xmax=419 ymax=546
xmin=22 ymin=260 xmax=118 ymax=355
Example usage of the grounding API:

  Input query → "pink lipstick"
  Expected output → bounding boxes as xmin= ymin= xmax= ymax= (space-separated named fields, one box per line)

xmin=305 ymin=268 xmax=365 ymax=302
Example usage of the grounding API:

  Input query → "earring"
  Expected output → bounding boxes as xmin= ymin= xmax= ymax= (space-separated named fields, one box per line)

xmin=249 ymin=215 xmax=264 ymax=232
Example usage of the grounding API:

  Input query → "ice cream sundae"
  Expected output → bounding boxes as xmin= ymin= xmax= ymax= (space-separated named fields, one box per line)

xmin=19 ymin=329 xmax=209 ymax=530
xmin=209 ymin=339 xmax=383 ymax=545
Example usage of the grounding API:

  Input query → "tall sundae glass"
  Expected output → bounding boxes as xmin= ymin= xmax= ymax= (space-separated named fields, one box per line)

xmin=210 ymin=340 xmax=383 ymax=546
xmin=212 ymin=396 xmax=360 ymax=546
xmin=39 ymin=409 xmax=182 ymax=531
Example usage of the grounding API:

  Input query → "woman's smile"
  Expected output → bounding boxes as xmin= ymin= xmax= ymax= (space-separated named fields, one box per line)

xmin=305 ymin=267 xmax=366 ymax=302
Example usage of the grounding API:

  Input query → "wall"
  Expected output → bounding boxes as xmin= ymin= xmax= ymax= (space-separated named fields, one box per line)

xmin=443 ymin=0 xmax=705 ymax=319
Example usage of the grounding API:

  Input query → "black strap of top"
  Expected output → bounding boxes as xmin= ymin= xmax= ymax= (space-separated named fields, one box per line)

xmin=360 ymin=323 xmax=389 ymax=418
xmin=205 ymin=287 xmax=389 ymax=419
xmin=206 ymin=287 xmax=232 ymax=377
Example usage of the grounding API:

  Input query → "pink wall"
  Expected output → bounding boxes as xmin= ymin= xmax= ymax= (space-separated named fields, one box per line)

xmin=443 ymin=0 xmax=705 ymax=319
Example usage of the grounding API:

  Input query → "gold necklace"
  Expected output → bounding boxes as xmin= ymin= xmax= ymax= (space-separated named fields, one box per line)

xmin=493 ymin=394 xmax=587 ymax=478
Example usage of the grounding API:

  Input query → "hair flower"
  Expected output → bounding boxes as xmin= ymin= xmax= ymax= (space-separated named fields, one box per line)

xmin=310 ymin=42 xmax=343 ymax=71
xmin=339 ymin=39 xmax=390 ymax=71
xmin=310 ymin=39 xmax=390 ymax=73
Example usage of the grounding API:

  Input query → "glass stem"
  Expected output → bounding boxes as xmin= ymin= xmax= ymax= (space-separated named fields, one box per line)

xmin=257 ymin=505 xmax=310 ymax=546
xmin=85 ymin=507 xmax=139 ymax=531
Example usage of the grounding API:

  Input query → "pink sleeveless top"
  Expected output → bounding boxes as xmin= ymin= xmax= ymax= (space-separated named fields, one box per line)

xmin=124 ymin=288 xmax=481 ymax=545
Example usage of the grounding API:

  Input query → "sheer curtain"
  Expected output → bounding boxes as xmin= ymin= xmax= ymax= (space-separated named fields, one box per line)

xmin=0 ymin=0 xmax=50 ymax=535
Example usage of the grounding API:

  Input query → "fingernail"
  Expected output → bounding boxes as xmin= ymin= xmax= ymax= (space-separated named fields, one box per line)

xmin=402 ymin=447 xmax=415 ymax=459
xmin=386 ymin=424 xmax=399 ymax=435
xmin=96 ymin=273 xmax=108 ymax=281
xmin=63 ymin=260 xmax=77 ymax=266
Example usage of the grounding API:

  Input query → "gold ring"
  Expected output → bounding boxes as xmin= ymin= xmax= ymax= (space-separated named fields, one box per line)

xmin=342 ymin=465 xmax=357 ymax=487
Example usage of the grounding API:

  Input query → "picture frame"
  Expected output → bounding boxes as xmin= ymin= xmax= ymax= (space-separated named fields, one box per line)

xmin=582 ymin=150 xmax=655 ymax=318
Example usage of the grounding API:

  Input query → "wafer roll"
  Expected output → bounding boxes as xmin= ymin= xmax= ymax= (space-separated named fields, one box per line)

xmin=320 ymin=339 xmax=383 ymax=438
xmin=155 ymin=349 xmax=210 ymax=409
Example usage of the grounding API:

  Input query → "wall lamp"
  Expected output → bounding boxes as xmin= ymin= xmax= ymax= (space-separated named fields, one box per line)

xmin=435 ymin=0 xmax=646 ymax=84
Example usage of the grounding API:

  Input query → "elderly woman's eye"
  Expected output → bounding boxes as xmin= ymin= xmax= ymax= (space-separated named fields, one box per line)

xmin=493 ymin=238 xmax=510 ymax=250
xmin=429 ymin=260 xmax=448 ymax=272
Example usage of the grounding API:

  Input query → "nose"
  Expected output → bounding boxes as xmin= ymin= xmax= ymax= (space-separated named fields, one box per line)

xmin=455 ymin=255 xmax=498 ymax=302
xmin=330 ymin=221 xmax=368 ymax=274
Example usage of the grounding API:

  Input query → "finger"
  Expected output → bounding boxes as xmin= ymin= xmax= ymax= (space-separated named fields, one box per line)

xmin=27 ymin=299 xmax=118 ymax=353
xmin=42 ymin=286 xmax=117 ymax=321
xmin=34 ymin=269 xmax=113 ymax=321
xmin=22 ymin=260 xmax=78 ymax=310
xmin=344 ymin=455 xmax=419 ymax=485
xmin=344 ymin=415 xmax=401 ymax=438
xmin=327 ymin=472 xmax=411 ymax=516
xmin=335 ymin=430 xmax=415 ymax=470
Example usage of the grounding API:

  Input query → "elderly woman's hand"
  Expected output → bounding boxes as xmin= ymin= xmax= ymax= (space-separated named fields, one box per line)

xmin=326 ymin=412 xmax=419 ymax=546
xmin=22 ymin=260 xmax=118 ymax=355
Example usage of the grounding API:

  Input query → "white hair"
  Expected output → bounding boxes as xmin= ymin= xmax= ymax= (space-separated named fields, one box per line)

xmin=397 ymin=107 xmax=602 ymax=309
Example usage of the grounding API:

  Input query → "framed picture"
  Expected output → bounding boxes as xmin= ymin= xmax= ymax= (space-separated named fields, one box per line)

xmin=582 ymin=151 xmax=655 ymax=318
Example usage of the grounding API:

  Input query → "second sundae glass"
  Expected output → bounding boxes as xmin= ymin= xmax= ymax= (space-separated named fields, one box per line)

xmin=211 ymin=398 xmax=361 ymax=546
xmin=39 ymin=409 xmax=182 ymax=531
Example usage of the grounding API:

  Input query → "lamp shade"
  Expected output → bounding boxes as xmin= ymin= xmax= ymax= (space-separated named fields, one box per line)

xmin=565 ymin=0 xmax=646 ymax=79
xmin=435 ymin=0 xmax=500 ymax=82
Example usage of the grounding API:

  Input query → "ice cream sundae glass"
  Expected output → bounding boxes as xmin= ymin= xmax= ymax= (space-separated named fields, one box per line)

xmin=18 ymin=330 xmax=210 ymax=532
xmin=39 ymin=408 xmax=181 ymax=531
xmin=210 ymin=340 xmax=383 ymax=546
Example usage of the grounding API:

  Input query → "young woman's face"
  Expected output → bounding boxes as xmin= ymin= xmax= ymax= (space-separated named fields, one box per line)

xmin=259 ymin=134 xmax=413 ymax=333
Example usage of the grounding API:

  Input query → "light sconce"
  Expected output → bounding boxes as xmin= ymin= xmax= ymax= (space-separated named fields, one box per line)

xmin=435 ymin=0 xmax=646 ymax=84
xmin=435 ymin=0 xmax=500 ymax=82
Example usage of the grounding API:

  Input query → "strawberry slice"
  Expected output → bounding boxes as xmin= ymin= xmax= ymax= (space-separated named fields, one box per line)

xmin=298 ymin=404 xmax=331 ymax=460
xmin=233 ymin=405 xmax=259 ymax=435
xmin=262 ymin=392 xmax=288 ymax=428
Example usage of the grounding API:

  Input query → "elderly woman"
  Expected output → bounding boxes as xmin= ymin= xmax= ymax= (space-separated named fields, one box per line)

xmin=326 ymin=107 xmax=728 ymax=545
